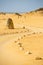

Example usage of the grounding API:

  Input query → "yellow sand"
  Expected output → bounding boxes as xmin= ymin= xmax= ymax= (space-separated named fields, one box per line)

xmin=0 ymin=9 xmax=43 ymax=65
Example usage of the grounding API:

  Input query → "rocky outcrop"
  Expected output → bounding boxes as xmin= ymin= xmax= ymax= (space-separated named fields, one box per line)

xmin=7 ymin=18 xmax=14 ymax=29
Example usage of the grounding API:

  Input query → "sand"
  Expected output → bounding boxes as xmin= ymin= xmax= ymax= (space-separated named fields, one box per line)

xmin=0 ymin=8 xmax=43 ymax=65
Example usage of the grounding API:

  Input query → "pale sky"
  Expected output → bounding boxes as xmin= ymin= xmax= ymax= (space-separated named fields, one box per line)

xmin=0 ymin=0 xmax=43 ymax=13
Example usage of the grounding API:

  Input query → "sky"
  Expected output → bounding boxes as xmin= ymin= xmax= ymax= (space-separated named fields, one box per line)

xmin=0 ymin=0 xmax=43 ymax=13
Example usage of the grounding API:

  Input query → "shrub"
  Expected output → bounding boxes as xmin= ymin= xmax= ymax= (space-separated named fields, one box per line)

xmin=15 ymin=13 xmax=21 ymax=16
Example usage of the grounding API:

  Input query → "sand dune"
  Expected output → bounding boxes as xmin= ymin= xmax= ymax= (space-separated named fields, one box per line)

xmin=0 ymin=8 xmax=43 ymax=29
xmin=0 ymin=8 xmax=43 ymax=65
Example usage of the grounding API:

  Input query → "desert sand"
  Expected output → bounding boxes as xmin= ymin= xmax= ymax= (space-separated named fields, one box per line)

xmin=0 ymin=8 xmax=43 ymax=65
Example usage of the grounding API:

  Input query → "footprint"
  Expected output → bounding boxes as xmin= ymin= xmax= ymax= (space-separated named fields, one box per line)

xmin=32 ymin=32 xmax=36 ymax=34
xmin=23 ymin=26 xmax=25 ymax=29
xmin=18 ymin=43 xmax=22 ymax=47
xmin=19 ymin=47 xmax=24 ymax=50
xmin=25 ymin=51 xmax=32 ymax=55
xmin=23 ymin=35 xmax=26 ymax=37
xmin=14 ymin=41 xmax=17 ymax=43
xmin=28 ymin=51 xmax=32 ymax=54
xmin=21 ymin=36 xmax=24 ymax=39
xmin=35 ymin=57 xmax=43 ymax=60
